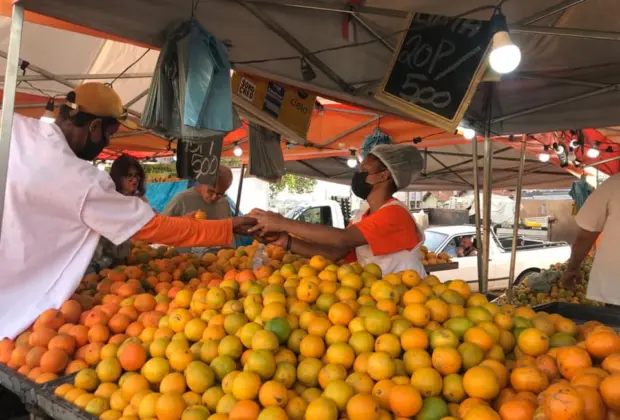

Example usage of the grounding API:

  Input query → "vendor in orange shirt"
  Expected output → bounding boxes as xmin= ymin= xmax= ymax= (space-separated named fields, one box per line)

xmin=250 ymin=144 xmax=426 ymax=276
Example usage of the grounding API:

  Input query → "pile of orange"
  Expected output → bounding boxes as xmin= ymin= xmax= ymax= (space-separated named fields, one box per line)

xmin=1 ymin=242 xmax=620 ymax=420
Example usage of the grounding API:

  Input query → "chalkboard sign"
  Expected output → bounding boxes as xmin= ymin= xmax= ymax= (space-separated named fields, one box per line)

xmin=176 ymin=135 xmax=224 ymax=186
xmin=376 ymin=13 xmax=493 ymax=132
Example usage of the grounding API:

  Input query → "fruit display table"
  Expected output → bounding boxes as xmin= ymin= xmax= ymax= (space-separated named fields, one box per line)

xmin=0 ymin=366 xmax=93 ymax=420
xmin=533 ymin=302 xmax=620 ymax=330
xmin=425 ymin=262 xmax=459 ymax=272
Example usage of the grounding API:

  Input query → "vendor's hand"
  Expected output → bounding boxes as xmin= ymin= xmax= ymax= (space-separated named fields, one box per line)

xmin=232 ymin=217 xmax=257 ymax=236
xmin=560 ymin=269 xmax=581 ymax=290
xmin=185 ymin=210 xmax=199 ymax=218
xmin=248 ymin=210 xmax=287 ymax=235
xmin=254 ymin=231 xmax=289 ymax=247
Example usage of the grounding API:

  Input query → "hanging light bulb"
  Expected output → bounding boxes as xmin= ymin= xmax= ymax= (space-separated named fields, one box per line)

xmin=489 ymin=11 xmax=521 ymax=74
xmin=233 ymin=144 xmax=243 ymax=157
xmin=300 ymin=57 xmax=316 ymax=82
xmin=539 ymin=145 xmax=550 ymax=163
xmin=40 ymin=97 xmax=55 ymax=123
xmin=457 ymin=124 xmax=476 ymax=140
xmin=587 ymin=142 xmax=600 ymax=159
xmin=347 ymin=150 xmax=358 ymax=168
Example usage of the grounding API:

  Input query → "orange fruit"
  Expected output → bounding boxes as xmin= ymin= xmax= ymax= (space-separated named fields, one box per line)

xmin=575 ymin=385 xmax=607 ymax=420
xmin=389 ymin=384 xmax=422 ymax=417
xmin=601 ymin=374 xmax=620 ymax=412
xmin=586 ymin=331 xmax=620 ymax=360
xmin=602 ymin=353 xmax=620 ymax=374
xmin=556 ymin=346 xmax=593 ymax=380
xmin=118 ymin=342 xmax=147 ymax=372
xmin=517 ymin=328 xmax=549 ymax=357
xmin=498 ymin=398 xmax=536 ymax=420
xmin=39 ymin=349 xmax=69 ymax=374
xmin=48 ymin=334 xmax=76 ymax=355
xmin=229 ymin=400 xmax=261 ymax=420
xmin=462 ymin=366 xmax=500 ymax=400
xmin=510 ymin=367 xmax=549 ymax=394
xmin=542 ymin=383 xmax=585 ymax=420
xmin=347 ymin=393 xmax=380 ymax=420
xmin=432 ymin=347 xmax=462 ymax=375
xmin=155 ymin=393 xmax=186 ymax=420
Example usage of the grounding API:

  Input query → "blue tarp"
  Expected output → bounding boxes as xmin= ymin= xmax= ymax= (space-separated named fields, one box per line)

xmin=569 ymin=179 xmax=593 ymax=212
xmin=145 ymin=180 xmax=253 ymax=246
xmin=145 ymin=180 xmax=189 ymax=213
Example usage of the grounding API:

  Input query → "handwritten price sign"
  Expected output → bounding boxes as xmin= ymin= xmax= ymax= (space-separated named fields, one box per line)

xmin=176 ymin=135 xmax=224 ymax=186
xmin=376 ymin=13 xmax=493 ymax=132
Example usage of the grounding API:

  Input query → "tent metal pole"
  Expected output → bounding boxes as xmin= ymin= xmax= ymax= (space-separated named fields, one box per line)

xmin=0 ymin=50 xmax=142 ymax=119
xmin=427 ymin=154 xmax=473 ymax=188
xmin=313 ymin=115 xmax=380 ymax=147
xmin=510 ymin=24 xmax=620 ymax=41
xmin=491 ymin=83 xmax=620 ymax=124
xmin=507 ymin=137 xmax=527 ymax=303
xmin=237 ymin=0 xmax=353 ymax=92
xmin=234 ymin=164 xmax=246 ymax=217
xmin=350 ymin=14 xmax=395 ymax=52
xmin=584 ymin=155 xmax=620 ymax=167
xmin=125 ymin=89 xmax=149 ymax=108
xmin=472 ymin=138 xmax=484 ymax=290
xmin=0 ymin=4 xmax=23 ymax=238
xmin=1 ymin=72 xmax=153 ymax=83
xmin=517 ymin=0 xmax=587 ymax=25
xmin=481 ymin=85 xmax=494 ymax=294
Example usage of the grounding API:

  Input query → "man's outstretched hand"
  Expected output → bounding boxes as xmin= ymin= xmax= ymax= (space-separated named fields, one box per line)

xmin=248 ymin=209 xmax=287 ymax=236
xmin=231 ymin=217 xmax=257 ymax=236
xmin=560 ymin=268 xmax=581 ymax=290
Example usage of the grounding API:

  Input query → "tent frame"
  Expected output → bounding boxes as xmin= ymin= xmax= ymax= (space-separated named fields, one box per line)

xmin=0 ymin=1 xmax=596 ymax=294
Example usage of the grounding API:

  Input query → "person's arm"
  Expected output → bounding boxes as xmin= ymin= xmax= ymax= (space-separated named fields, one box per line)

xmin=81 ymin=179 xmax=255 ymax=248
xmin=565 ymin=228 xmax=599 ymax=272
xmin=133 ymin=215 xmax=255 ymax=247
xmin=561 ymin=176 xmax=614 ymax=287
xmin=250 ymin=210 xmax=367 ymax=250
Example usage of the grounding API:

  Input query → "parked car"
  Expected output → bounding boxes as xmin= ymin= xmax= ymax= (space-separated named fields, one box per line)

xmin=423 ymin=225 xmax=571 ymax=291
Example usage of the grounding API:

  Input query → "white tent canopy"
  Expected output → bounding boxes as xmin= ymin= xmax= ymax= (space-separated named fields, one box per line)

xmin=14 ymin=0 xmax=620 ymax=135
xmin=282 ymin=140 xmax=575 ymax=191
xmin=0 ymin=17 xmax=156 ymax=115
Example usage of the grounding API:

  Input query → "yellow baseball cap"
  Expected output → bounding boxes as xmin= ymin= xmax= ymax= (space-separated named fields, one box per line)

xmin=65 ymin=82 xmax=138 ymax=129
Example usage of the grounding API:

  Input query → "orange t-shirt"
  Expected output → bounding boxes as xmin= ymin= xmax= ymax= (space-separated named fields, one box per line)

xmin=133 ymin=215 xmax=232 ymax=247
xmin=345 ymin=201 xmax=420 ymax=262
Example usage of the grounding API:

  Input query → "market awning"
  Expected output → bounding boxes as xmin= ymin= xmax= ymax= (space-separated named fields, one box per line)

xmin=10 ymin=0 xmax=620 ymax=135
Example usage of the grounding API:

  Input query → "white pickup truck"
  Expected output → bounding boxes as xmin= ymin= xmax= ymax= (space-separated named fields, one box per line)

xmin=423 ymin=225 xmax=572 ymax=291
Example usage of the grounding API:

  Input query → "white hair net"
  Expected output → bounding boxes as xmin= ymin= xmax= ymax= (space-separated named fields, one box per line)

xmin=370 ymin=144 xmax=424 ymax=190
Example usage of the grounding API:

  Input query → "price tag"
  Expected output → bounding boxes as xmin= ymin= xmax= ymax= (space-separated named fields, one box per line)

xmin=376 ymin=13 xmax=493 ymax=132
xmin=176 ymin=135 xmax=224 ymax=186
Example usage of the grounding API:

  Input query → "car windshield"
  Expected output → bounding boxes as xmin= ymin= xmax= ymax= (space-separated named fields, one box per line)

xmin=423 ymin=231 xmax=448 ymax=253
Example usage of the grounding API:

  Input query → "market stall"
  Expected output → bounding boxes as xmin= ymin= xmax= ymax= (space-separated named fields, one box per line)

xmin=3 ymin=1 xmax=620 ymax=419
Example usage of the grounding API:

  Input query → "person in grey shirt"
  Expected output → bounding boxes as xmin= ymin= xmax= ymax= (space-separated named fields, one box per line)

xmin=162 ymin=165 xmax=234 ymax=253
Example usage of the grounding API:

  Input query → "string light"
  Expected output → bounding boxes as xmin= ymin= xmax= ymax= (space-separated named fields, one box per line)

xmin=539 ymin=145 xmax=550 ymax=163
xmin=457 ymin=124 xmax=476 ymax=140
xmin=489 ymin=11 xmax=521 ymax=74
xmin=587 ymin=142 xmax=600 ymax=159
xmin=300 ymin=57 xmax=316 ymax=82
xmin=40 ymin=98 xmax=55 ymax=123
xmin=233 ymin=144 xmax=243 ymax=157
xmin=347 ymin=150 xmax=358 ymax=168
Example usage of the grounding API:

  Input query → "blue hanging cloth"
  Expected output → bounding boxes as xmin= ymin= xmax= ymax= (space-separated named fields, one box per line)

xmin=360 ymin=128 xmax=392 ymax=158
xmin=184 ymin=20 xmax=234 ymax=132
xmin=145 ymin=180 xmax=189 ymax=213
xmin=569 ymin=178 xmax=593 ymax=213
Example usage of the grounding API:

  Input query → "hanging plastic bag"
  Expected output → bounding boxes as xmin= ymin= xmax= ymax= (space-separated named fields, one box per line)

xmin=184 ymin=21 xmax=235 ymax=132
xmin=141 ymin=20 xmax=240 ymax=141
xmin=248 ymin=123 xmax=285 ymax=181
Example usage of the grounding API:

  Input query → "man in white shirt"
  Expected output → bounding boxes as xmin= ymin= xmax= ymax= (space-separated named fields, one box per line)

xmin=561 ymin=173 xmax=620 ymax=305
xmin=0 ymin=83 xmax=253 ymax=339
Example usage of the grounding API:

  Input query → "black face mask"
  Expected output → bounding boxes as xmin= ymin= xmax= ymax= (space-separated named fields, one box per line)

xmin=76 ymin=122 xmax=107 ymax=161
xmin=351 ymin=171 xmax=373 ymax=200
